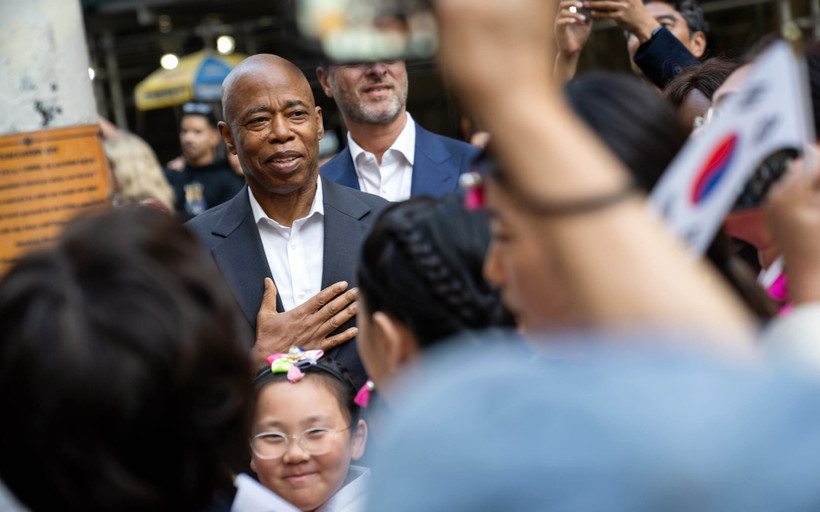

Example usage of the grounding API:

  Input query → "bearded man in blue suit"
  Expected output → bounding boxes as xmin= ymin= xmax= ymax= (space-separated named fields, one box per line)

xmin=317 ymin=60 xmax=479 ymax=201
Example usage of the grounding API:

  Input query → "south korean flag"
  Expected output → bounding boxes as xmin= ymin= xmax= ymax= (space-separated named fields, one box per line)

xmin=650 ymin=41 xmax=815 ymax=254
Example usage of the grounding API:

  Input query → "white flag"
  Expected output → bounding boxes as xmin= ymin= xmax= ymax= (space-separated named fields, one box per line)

xmin=650 ymin=41 xmax=814 ymax=253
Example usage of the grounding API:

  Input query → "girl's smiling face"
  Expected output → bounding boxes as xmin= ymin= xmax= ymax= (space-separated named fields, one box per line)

xmin=250 ymin=375 xmax=367 ymax=511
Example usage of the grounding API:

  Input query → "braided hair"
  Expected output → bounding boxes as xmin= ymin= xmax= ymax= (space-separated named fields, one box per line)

xmin=358 ymin=193 xmax=513 ymax=348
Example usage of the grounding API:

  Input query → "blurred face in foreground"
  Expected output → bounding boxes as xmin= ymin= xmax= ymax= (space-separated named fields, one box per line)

xmin=482 ymin=179 xmax=577 ymax=334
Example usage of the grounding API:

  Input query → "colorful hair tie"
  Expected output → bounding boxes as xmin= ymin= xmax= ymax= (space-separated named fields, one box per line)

xmin=459 ymin=171 xmax=485 ymax=210
xmin=266 ymin=347 xmax=324 ymax=383
xmin=354 ymin=380 xmax=375 ymax=407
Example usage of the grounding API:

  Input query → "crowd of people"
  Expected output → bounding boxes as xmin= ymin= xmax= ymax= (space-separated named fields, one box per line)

xmin=2 ymin=0 xmax=820 ymax=510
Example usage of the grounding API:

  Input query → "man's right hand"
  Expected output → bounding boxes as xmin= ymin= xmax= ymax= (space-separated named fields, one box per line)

xmin=251 ymin=278 xmax=359 ymax=369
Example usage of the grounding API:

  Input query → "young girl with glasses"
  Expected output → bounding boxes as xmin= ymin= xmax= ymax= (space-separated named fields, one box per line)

xmin=233 ymin=348 xmax=369 ymax=512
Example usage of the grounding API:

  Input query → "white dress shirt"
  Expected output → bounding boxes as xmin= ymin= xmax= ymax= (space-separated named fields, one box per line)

xmin=348 ymin=112 xmax=415 ymax=202
xmin=248 ymin=180 xmax=324 ymax=311
xmin=232 ymin=466 xmax=370 ymax=512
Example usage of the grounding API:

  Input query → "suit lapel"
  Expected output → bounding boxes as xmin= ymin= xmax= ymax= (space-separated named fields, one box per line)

xmin=320 ymin=177 xmax=373 ymax=289
xmin=410 ymin=123 xmax=459 ymax=198
xmin=208 ymin=188 xmax=282 ymax=331
xmin=320 ymin=146 xmax=361 ymax=190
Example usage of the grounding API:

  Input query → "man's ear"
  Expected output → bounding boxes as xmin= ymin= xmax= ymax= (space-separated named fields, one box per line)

xmin=316 ymin=66 xmax=334 ymax=98
xmin=689 ymin=31 xmax=706 ymax=59
xmin=373 ymin=311 xmax=419 ymax=374
xmin=218 ymin=121 xmax=237 ymax=155
xmin=315 ymin=106 xmax=324 ymax=141
xmin=350 ymin=419 xmax=368 ymax=461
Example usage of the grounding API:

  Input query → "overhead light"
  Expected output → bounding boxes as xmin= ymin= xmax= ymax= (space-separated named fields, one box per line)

xmin=88 ymin=67 xmax=96 ymax=80
xmin=217 ymin=35 xmax=235 ymax=55
xmin=160 ymin=53 xmax=179 ymax=70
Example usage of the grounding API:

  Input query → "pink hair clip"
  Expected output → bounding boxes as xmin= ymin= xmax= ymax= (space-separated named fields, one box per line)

xmin=459 ymin=171 xmax=485 ymax=210
xmin=266 ymin=347 xmax=325 ymax=383
xmin=354 ymin=380 xmax=375 ymax=407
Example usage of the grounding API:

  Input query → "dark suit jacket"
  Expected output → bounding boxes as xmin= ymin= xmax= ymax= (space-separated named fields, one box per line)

xmin=186 ymin=176 xmax=389 ymax=388
xmin=320 ymin=122 xmax=480 ymax=198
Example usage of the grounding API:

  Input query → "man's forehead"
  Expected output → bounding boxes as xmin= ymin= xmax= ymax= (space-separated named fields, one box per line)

xmin=226 ymin=66 xmax=314 ymax=115
xmin=645 ymin=1 xmax=683 ymax=19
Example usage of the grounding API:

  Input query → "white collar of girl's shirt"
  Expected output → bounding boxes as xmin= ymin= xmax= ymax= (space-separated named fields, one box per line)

xmin=231 ymin=466 xmax=371 ymax=512
xmin=316 ymin=465 xmax=371 ymax=512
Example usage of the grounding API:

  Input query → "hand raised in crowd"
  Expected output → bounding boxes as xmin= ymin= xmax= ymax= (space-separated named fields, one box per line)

xmin=765 ymin=157 xmax=820 ymax=304
xmin=554 ymin=0 xmax=594 ymax=82
xmin=583 ymin=0 xmax=660 ymax=42
xmin=252 ymin=278 xmax=359 ymax=368
xmin=434 ymin=0 xmax=755 ymax=351
xmin=556 ymin=0 xmax=593 ymax=56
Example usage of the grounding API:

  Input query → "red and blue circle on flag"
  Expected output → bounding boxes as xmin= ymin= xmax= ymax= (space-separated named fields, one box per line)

xmin=689 ymin=133 xmax=739 ymax=205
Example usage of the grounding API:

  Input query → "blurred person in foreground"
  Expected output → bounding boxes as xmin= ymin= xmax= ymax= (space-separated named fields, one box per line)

xmin=103 ymin=131 xmax=176 ymax=213
xmin=0 ymin=207 xmax=253 ymax=511
xmin=164 ymin=102 xmax=245 ymax=219
xmin=434 ymin=0 xmax=755 ymax=347
xmin=559 ymin=73 xmax=775 ymax=319
xmin=355 ymin=193 xmax=514 ymax=399
xmin=187 ymin=54 xmax=389 ymax=388
xmin=367 ymin=337 xmax=820 ymax=512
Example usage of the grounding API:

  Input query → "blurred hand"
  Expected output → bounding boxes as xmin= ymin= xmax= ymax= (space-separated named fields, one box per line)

xmin=252 ymin=278 xmax=359 ymax=368
xmin=556 ymin=0 xmax=593 ymax=56
xmin=765 ymin=158 xmax=820 ymax=304
xmin=434 ymin=0 xmax=558 ymax=106
xmin=583 ymin=0 xmax=659 ymax=42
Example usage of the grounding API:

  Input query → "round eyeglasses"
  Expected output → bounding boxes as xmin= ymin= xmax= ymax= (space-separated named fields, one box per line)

xmin=250 ymin=425 xmax=352 ymax=460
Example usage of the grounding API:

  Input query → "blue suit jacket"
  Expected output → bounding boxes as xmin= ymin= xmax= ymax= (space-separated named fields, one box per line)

xmin=185 ymin=176 xmax=389 ymax=387
xmin=320 ymin=122 xmax=480 ymax=198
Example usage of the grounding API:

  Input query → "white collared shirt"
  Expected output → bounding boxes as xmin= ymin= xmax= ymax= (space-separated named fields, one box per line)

xmin=248 ymin=180 xmax=324 ymax=311
xmin=348 ymin=112 xmax=415 ymax=202
xmin=232 ymin=466 xmax=370 ymax=512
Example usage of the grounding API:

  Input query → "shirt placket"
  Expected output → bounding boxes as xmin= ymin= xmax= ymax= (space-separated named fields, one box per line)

xmin=288 ymin=222 xmax=309 ymax=307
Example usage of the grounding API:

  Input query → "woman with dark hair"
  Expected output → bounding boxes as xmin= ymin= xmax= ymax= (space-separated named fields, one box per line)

xmin=355 ymin=193 xmax=513 ymax=394
xmin=565 ymin=72 xmax=691 ymax=190
xmin=0 ymin=207 xmax=254 ymax=512
xmin=663 ymin=58 xmax=740 ymax=129
xmin=481 ymin=72 xmax=774 ymax=331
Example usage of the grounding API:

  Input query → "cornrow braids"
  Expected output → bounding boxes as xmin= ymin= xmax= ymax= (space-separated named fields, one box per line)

xmin=358 ymin=194 xmax=512 ymax=348
xmin=387 ymin=207 xmax=492 ymax=327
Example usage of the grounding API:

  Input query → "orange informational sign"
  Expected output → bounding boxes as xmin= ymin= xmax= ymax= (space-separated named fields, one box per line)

xmin=0 ymin=125 xmax=112 ymax=275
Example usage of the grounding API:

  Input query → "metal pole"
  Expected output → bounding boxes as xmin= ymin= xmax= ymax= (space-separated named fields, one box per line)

xmin=777 ymin=0 xmax=794 ymax=25
xmin=0 ymin=0 xmax=97 ymax=133
xmin=102 ymin=31 xmax=128 ymax=130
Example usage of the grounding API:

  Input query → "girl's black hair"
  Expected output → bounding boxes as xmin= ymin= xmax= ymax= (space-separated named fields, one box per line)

xmin=358 ymin=194 xmax=513 ymax=348
xmin=254 ymin=355 xmax=361 ymax=423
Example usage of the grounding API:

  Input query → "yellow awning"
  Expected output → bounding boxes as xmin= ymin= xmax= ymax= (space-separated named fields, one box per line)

xmin=134 ymin=50 xmax=247 ymax=111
